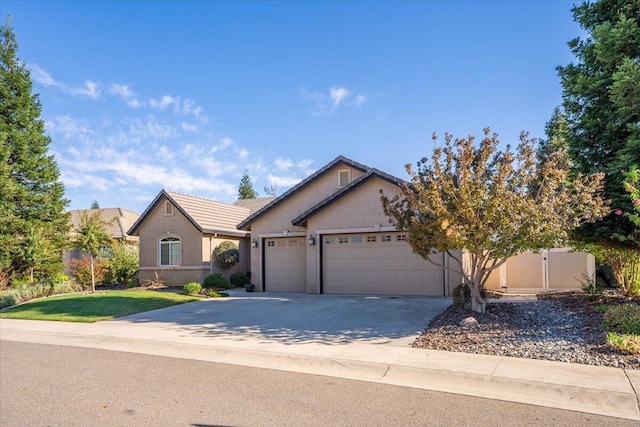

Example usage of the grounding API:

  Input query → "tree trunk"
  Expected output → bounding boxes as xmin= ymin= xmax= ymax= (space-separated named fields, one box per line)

xmin=90 ymin=256 xmax=96 ymax=293
xmin=469 ymin=282 xmax=487 ymax=313
xmin=30 ymin=268 xmax=34 ymax=285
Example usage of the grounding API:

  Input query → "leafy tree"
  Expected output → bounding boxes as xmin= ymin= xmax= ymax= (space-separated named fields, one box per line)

xmin=557 ymin=0 xmax=640 ymax=247
xmin=382 ymin=129 xmax=608 ymax=313
xmin=0 ymin=17 xmax=70 ymax=286
xmin=264 ymin=184 xmax=277 ymax=197
xmin=72 ymin=210 xmax=112 ymax=292
xmin=90 ymin=200 xmax=100 ymax=209
xmin=214 ymin=241 xmax=239 ymax=280
xmin=238 ymin=170 xmax=258 ymax=199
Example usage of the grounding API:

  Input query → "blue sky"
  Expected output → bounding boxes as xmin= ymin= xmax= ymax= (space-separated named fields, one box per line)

xmin=3 ymin=1 xmax=580 ymax=213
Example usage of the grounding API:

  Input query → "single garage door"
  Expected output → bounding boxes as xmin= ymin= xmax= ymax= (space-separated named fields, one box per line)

xmin=322 ymin=232 xmax=445 ymax=296
xmin=264 ymin=237 xmax=306 ymax=292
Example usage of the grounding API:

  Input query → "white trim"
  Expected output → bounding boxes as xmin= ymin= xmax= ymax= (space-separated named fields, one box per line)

xmin=158 ymin=232 xmax=182 ymax=266
xmin=258 ymin=231 xmax=307 ymax=238
xmin=587 ymin=254 xmax=596 ymax=278
xmin=315 ymin=226 xmax=397 ymax=235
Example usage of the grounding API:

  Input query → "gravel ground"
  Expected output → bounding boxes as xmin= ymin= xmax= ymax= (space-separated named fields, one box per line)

xmin=412 ymin=290 xmax=640 ymax=370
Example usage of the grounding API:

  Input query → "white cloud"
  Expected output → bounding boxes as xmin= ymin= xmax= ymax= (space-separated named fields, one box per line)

xmin=181 ymin=122 xmax=199 ymax=133
xmin=46 ymin=115 xmax=92 ymax=140
xmin=302 ymin=85 xmax=367 ymax=115
xmin=30 ymin=64 xmax=100 ymax=99
xmin=149 ymin=95 xmax=178 ymax=109
xmin=110 ymin=83 xmax=142 ymax=108
xmin=235 ymin=147 xmax=249 ymax=159
xmin=127 ymin=115 xmax=176 ymax=140
xmin=267 ymin=174 xmax=303 ymax=187
xmin=275 ymin=157 xmax=294 ymax=170
xmin=330 ymin=86 xmax=350 ymax=107
xmin=354 ymin=94 xmax=367 ymax=108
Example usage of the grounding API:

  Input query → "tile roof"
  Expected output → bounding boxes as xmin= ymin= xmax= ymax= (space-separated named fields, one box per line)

xmin=232 ymin=197 xmax=276 ymax=214
xmin=237 ymin=155 xmax=370 ymax=230
xmin=128 ymin=189 xmax=252 ymax=237
xmin=70 ymin=208 xmax=140 ymax=241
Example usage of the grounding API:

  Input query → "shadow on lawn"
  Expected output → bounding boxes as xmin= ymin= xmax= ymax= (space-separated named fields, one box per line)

xmin=1 ymin=293 xmax=198 ymax=321
xmin=110 ymin=293 xmax=452 ymax=346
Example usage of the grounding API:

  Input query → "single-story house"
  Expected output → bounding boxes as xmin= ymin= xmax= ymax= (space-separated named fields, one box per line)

xmin=127 ymin=190 xmax=272 ymax=285
xmin=130 ymin=155 xmax=594 ymax=294
xmin=64 ymin=208 xmax=140 ymax=271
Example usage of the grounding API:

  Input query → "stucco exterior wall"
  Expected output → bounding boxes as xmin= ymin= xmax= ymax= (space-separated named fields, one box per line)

xmin=248 ymin=164 xmax=365 ymax=289
xmin=137 ymin=196 xmax=203 ymax=285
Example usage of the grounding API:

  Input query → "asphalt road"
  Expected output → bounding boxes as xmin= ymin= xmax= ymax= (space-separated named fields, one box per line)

xmin=0 ymin=341 xmax=634 ymax=427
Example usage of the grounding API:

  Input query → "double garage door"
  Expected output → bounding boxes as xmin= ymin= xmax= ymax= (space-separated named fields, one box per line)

xmin=264 ymin=232 xmax=445 ymax=296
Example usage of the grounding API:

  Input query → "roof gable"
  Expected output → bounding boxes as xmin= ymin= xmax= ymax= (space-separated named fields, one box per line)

xmin=291 ymin=169 xmax=404 ymax=227
xmin=128 ymin=190 xmax=251 ymax=237
xmin=237 ymin=155 xmax=370 ymax=230
xmin=70 ymin=208 xmax=140 ymax=240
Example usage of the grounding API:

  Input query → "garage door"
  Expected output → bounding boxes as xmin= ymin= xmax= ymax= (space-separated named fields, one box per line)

xmin=264 ymin=237 xmax=306 ymax=292
xmin=322 ymin=232 xmax=445 ymax=296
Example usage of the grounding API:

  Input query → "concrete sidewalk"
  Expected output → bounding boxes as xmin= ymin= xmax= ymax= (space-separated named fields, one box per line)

xmin=1 ymin=296 xmax=639 ymax=421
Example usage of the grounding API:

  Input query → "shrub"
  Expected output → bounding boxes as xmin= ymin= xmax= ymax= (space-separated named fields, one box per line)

xmin=606 ymin=332 xmax=640 ymax=355
xmin=603 ymin=304 xmax=640 ymax=335
xmin=207 ymin=291 xmax=229 ymax=298
xmin=230 ymin=272 xmax=249 ymax=287
xmin=69 ymin=256 xmax=107 ymax=289
xmin=125 ymin=279 xmax=139 ymax=288
xmin=183 ymin=282 xmax=202 ymax=295
xmin=0 ymin=282 xmax=77 ymax=309
xmin=451 ymin=283 xmax=486 ymax=307
xmin=203 ymin=273 xmax=231 ymax=290
xmin=214 ymin=241 xmax=239 ymax=278
xmin=579 ymin=273 xmax=603 ymax=301
xmin=103 ymin=242 xmax=139 ymax=285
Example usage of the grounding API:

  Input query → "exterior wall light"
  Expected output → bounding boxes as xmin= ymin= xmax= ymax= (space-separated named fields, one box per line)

xmin=251 ymin=239 xmax=258 ymax=248
xmin=308 ymin=236 xmax=316 ymax=246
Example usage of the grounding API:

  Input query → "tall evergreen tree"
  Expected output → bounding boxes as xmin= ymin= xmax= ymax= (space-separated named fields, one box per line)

xmin=557 ymin=0 xmax=640 ymax=247
xmin=0 ymin=18 xmax=70 ymax=285
xmin=237 ymin=170 xmax=258 ymax=199
xmin=90 ymin=200 xmax=100 ymax=209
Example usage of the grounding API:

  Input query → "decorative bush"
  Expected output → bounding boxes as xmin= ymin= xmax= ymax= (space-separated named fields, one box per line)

xmin=203 ymin=273 xmax=230 ymax=289
xmin=69 ymin=256 xmax=107 ymax=289
xmin=579 ymin=273 xmax=603 ymax=301
xmin=214 ymin=241 xmax=239 ymax=278
xmin=183 ymin=282 xmax=202 ymax=295
xmin=230 ymin=272 xmax=249 ymax=287
xmin=103 ymin=242 xmax=139 ymax=285
xmin=603 ymin=304 xmax=640 ymax=335
xmin=606 ymin=332 xmax=640 ymax=355
xmin=0 ymin=282 xmax=76 ymax=309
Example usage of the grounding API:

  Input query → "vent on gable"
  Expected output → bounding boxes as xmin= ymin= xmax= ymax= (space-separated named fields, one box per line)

xmin=164 ymin=201 xmax=174 ymax=216
xmin=338 ymin=169 xmax=351 ymax=188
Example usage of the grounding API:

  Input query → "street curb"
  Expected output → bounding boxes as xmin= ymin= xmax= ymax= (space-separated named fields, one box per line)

xmin=2 ymin=326 xmax=639 ymax=421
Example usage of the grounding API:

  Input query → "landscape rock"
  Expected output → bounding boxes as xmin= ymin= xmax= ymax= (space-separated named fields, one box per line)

xmin=459 ymin=317 xmax=479 ymax=328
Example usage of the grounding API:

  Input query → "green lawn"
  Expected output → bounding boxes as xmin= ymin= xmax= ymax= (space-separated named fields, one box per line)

xmin=0 ymin=290 xmax=201 ymax=323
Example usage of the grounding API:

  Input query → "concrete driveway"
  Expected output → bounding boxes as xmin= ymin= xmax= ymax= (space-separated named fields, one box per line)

xmin=108 ymin=291 xmax=452 ymax=347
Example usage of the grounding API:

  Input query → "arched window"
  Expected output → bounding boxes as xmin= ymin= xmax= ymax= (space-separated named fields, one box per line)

xmin=160 ymin=237 xmax=181 ymax=266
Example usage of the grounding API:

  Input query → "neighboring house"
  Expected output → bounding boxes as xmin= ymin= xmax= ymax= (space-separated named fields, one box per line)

xmin=64 ymin=208 xmax=140 ymax=271
xmin=128 ymin=190 xmax=272 ymax=285
xmin=237 ymin=156 xmax=464 ymax=296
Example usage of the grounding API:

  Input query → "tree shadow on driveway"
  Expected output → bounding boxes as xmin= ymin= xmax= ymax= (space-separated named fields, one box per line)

xmin=109 ymin=293 xmax=452 ymax=346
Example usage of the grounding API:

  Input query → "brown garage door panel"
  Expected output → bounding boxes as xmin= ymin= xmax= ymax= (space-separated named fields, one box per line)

xmin=264 ymin=237 xmax=306 ymax=292
xmin=323 ymin=232 xmax=445 ymax=296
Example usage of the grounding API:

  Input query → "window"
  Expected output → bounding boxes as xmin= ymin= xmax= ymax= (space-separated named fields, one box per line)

xmin=160 ymin=237 xmax=181 ymax=265
xmin=381 ymin=235 xmax=391 ymax=242
xmin=352 ymin=236 xmax=362 ymax=243
xmin=338 ymin=169 xmax=351 ymax=187
xmin=164 ymin=201 xmax=174 ymax=216
xmin=367 ymin=236 xmax=377 ymax=243
xmin=397 ymin=235 xmax=407 ymax=241
xmin=339 ymin=237 xmax=348 ymax=244
xmin=325 ymin=237 xmax=335 ymax=245
xmin=267 ymin=241 xmax=275 ymax=247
